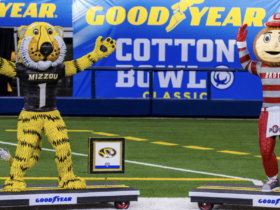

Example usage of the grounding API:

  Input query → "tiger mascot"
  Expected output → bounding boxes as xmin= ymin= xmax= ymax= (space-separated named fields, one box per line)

xmin=0 ymin=22 xmax=116 ymax=192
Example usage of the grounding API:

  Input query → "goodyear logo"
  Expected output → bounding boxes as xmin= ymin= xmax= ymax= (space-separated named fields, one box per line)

xmin=85 ymin=0 xmax=266 ymax=32
xmin=0 ymin=3 xmax=56 ymax=18
xmin=258 ymin=198 xmax=280 ymax=206
xmin=36 ymin=196 xmax=72 ymax=204
xmin=98 ymin=148 xmax=117 ymax=158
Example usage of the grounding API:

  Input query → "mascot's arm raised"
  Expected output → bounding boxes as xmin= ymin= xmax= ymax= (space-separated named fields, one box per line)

xmin=237 ymin=24 xmax=261 ymax=76
xmin=0 ymin=58 xmax=17 ymax=77
xmin=64 ymin=36 xmax=116 ymax=77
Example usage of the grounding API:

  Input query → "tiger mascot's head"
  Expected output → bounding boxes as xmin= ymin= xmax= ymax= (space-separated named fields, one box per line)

xmin=17 ymin=22 xmax=66 ymax=71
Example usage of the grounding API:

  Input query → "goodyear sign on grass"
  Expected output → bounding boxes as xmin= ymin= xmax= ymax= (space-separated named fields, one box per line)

xmin=76 ymin=0 xmax=278 ymax=98
xmin=0 ymin=0 xmax=72 ymax=27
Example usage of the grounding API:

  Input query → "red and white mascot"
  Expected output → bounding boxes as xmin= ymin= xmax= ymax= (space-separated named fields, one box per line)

xmin=237 ymin=13 xmax=280 ymax=192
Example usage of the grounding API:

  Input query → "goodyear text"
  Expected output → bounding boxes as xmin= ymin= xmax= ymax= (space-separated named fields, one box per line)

xmin=86 ymin=6 xmax=265 ymax=28
xmin=0 ymin=3 xmax=56 ymax=18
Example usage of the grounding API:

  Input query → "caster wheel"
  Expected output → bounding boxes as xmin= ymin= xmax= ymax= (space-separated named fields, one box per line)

xmin=198 ymin=202 xmax=214 ymax=210
xmin=114 ymin=201 xmax=130 ymax=209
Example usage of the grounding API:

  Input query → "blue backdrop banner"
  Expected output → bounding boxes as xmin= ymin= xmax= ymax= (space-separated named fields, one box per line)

xmin=0 ymin=0 xmax=72 ymax=27
xmin=72 ymin=0 xmax=280 ymax=99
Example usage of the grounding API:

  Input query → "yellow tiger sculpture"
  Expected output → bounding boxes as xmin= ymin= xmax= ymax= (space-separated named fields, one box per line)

xmin=0 ymin=22 xmax=116 ymax=192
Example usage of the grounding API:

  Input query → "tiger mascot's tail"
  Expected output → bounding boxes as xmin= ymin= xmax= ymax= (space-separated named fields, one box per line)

xmin=0 ymin=141 xmax=42 ymax=169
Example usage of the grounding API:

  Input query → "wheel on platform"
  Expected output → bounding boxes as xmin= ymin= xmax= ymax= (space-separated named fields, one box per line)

xmin=198 ymin=202 xmax=214 ymax=210
xmin=114 ymin=201 xmax=130 ymax=209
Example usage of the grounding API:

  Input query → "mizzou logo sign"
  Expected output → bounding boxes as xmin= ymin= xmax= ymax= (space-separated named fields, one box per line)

xmin=98 ymin=148 xmax=117 ymax=158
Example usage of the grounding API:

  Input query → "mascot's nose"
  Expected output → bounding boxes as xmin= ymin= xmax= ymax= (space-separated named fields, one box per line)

xmin=40 ymin=42 xmax=53 ymax=57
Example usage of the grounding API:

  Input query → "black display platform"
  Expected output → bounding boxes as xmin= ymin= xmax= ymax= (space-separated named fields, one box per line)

xmin=189 ymin=183 xmax=280 ymax=209
xmin=0 ymin=182 xmax=139 ymax=209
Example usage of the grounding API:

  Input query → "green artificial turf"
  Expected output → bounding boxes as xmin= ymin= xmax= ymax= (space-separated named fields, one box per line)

xmin=0 ymin=117 xmax=274 ymax=197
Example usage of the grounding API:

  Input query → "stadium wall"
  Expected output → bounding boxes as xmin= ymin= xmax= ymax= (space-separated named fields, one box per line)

xmin=0 ymin=97 xmax=262 ymax=117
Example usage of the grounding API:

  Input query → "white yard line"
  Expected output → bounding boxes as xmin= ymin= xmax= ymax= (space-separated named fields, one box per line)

xmin=0 ymin=141 xmax=17 ymax=147
xmin=0 ymin=141 xmax=263 ymax=185
xmin=0 ymin=141 xmax=88 ymax=155
xmin=125 ymin=160 xmax=263 ymax=185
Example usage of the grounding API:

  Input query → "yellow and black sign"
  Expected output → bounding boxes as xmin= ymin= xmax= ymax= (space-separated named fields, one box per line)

xmin=88 ymin=138 xmax=125 ymax=174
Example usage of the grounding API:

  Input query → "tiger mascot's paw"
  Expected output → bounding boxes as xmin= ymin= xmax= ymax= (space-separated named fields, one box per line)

xmin=59 ymin=174 xmax=86 ymax=190
xmin=4 ymin=178 xmax=27 ymax=192
xmin=92 ymin=36 xmax=116 ymax=60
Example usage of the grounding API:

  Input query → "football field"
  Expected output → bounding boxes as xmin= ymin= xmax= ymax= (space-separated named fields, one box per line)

xmin=0 ymin=117 xmax=273 ymax=198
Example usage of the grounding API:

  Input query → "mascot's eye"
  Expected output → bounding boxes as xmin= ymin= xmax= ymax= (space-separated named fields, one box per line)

xmin=47 ymin=29 xmax=53 ymax=35
xmin=33 ymin=29 xmax=39 ymax=35
xmin=263 ymin=34 xmax=271 ymax=43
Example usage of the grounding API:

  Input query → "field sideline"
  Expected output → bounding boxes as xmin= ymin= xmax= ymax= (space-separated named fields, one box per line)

xmin=0 ymin=117 xmax=274 ymax=197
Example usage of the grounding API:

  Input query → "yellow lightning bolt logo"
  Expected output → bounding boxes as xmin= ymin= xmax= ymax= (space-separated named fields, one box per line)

xmin=166 ymin=0 xmax=204 ymax=32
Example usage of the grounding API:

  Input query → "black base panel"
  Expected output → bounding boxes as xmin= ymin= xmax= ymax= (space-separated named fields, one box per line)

xmin=191 ymin=196 xmax=252 ymax=206
xmin=78 ymin=195 xmax=138 ymax=203
xmin=189 ymin=183 xmax=280 ymax=206
xmin=0 ymin=199 xmax=29 ymax=207
xmin=0 ymin=182 xmax=139 ymax=207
